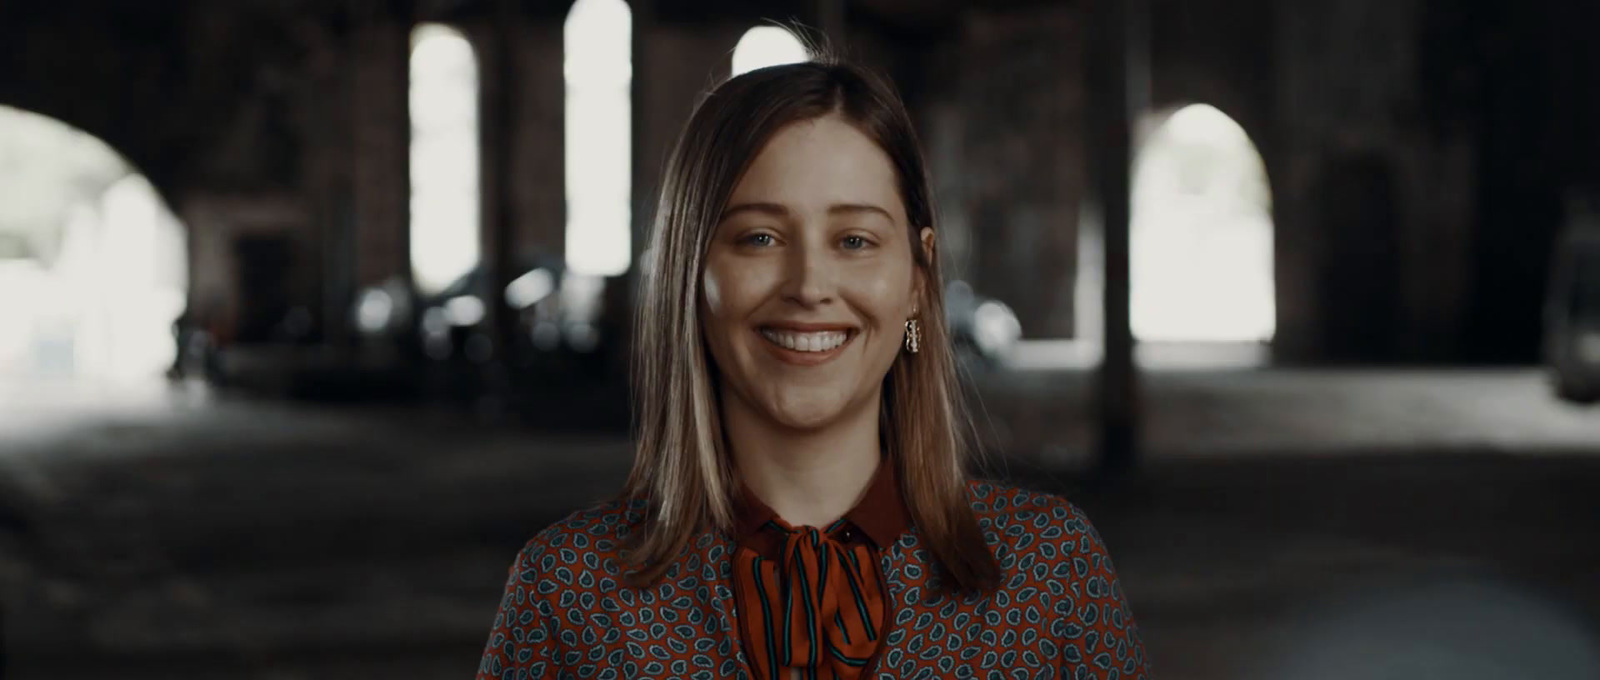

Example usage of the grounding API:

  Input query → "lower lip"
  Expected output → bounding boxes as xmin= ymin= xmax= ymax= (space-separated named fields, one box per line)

xmin=759 ymin=330 xmax=854 ymax=366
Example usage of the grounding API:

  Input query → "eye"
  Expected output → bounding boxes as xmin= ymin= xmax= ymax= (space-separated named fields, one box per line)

xmin=842 ymin=235 xmax=871 ymax=250
xmin=740 ymin=232 xmax=776 ymax=247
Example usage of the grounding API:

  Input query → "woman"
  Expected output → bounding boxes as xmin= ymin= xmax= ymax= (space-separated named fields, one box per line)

xmin=478 ymin=59 xmax=1151 ymax=680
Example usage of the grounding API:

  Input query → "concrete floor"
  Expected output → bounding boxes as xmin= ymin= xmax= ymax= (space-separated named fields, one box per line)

xmin=2 ymin=369 xmax=1598 ymax=679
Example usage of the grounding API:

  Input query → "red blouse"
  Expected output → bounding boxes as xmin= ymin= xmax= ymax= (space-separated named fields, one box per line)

xmin=728 ymin=462 xmax=908 ymax=680
xmin=477 ymin=480 xmax=1152 ymax=679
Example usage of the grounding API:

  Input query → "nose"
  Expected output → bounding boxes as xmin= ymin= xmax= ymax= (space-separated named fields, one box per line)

xmin=780 ymin=237 xmax=836 ymax=307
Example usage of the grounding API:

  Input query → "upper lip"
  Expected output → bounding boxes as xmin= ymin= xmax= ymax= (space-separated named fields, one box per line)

xmin=760 ymin=322 xmax=857 ymax=333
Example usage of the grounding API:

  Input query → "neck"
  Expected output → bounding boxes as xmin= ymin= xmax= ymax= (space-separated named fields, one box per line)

xmin=722 ymin=388 xmax=883 ymax=530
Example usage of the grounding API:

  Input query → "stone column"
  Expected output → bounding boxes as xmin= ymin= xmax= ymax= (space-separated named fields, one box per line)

xmin=350 ymin=3 xmax=412 ymax=291
xmin=1086 ymin=0 xmax=1149 ymax=475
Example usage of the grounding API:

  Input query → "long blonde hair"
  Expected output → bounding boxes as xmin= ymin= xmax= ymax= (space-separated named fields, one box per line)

xmin=621 ymin=60 xmax=1000 ymax=593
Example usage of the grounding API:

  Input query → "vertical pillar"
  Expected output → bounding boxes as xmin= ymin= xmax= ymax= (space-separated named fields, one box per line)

xmin=304 ymin=13 xmax=357 ymax=349
xmin=617 ymin=0 xmax=656 ymax=392
xmin=1086 ymin=0 xmax=1149 ymax=477
xmin=510 ymin=22 xmax=567 ymax=259
xmin=481 ymin=0 xmax=521 ymax=395
xmin=351 ymin=0 xmax=412 ymax=292
xmin=629 ymin=0 xmax=657 ymax=269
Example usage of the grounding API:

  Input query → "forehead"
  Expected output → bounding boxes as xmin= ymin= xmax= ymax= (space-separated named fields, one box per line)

xmin=727 ymin=115 xmax=904 ymax=218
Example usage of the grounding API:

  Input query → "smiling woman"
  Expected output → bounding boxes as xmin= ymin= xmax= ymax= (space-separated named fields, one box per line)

xmin=477 ymin=60 xmax=1151 ymax=680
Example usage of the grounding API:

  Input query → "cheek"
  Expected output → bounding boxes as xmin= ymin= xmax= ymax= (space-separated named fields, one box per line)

xmin=702 ymin=268 xmax=727 ymax=319
xmin=700 ymin=266 xmax=740 ymax=370
xmin=701 ymin=256 xmax=768 ymax=326
xmin=851 ymin=263 xmax=914 ymax=317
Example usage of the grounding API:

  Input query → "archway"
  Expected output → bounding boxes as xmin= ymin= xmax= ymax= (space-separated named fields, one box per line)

xmin=0 ymin=105 xmax=187 ymax=381
xmin=1130 ymin=103 xmax=1275 ymax=349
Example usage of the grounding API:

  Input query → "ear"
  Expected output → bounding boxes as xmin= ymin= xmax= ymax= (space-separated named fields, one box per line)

xmin=912 ymin=227 xmax=936 ymax=315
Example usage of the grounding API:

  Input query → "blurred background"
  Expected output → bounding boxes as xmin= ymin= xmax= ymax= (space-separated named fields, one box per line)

xmin=1 ymin=0 xmax=1599 ymax=678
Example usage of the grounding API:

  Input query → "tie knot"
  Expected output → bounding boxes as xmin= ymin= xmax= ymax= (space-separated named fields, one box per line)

xmin=771 ymin=515 xmax=854 ymax=542
xmin=769 ymin=517 xmax=834 ymax=540
xmin=775 ymin=524 xmax=828 ymax=556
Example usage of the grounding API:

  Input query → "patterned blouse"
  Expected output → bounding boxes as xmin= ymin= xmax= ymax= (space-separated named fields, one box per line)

xmin=477 ymin=480 xmax=1152 ymax=679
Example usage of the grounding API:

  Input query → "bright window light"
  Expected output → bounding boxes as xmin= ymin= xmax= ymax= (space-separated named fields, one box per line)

xmin=0 ymin=106 xmax=187 ymax=381
xmin=564 ymin=0 xmax=632 ymax=277
xmin=731 ymin=26 xmax=809 ymax=77
xmin=409 ymin=23 xmax=481 ymax=296
xmin=1130 ymin=103 xmax=1276 ymax=343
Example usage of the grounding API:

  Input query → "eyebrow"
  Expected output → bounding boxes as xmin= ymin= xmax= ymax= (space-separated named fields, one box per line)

xmin=719 ymin=202 xmax=895 ymax=222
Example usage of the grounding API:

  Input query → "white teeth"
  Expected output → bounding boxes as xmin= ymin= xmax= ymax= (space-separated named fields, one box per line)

xmin=760 ymin=329 xmax=850 ymax=353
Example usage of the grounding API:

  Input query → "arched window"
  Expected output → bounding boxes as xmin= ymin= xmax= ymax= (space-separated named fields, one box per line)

xmin=409 ymin=23 xmax=480 ymax=296
xmin=730 ymin=26 xmax=809 ymax=77
xmin=1130 ymin=104 xmax=1275 ymax=343
xmin=564 ymin=0 xmax=632 ymax=277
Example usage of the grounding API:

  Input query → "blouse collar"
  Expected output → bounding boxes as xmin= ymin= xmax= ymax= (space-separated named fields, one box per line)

xmin=731 ymin=455 xmax=911 ymax=549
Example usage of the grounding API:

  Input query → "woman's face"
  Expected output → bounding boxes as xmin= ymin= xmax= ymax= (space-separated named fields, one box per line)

xmin=701 ymin=114 xmax=933 ymax=433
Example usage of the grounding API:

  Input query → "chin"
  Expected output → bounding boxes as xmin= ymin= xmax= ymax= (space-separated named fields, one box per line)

xmin=762 ymin=391 xmax=853 ymax=432
xmin=768 ymin=405 xmax=847 ymax=432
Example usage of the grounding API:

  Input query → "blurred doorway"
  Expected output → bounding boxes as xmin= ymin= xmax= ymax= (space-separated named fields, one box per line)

xmin=1129 ymin=104 xmax=1274 ymax=364
xmin=0 ymin=105 xmax=187 ymax=383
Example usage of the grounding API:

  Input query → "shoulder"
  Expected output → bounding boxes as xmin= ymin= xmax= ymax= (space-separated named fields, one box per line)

xmin=503 ymin=497 xmax=644 ymax=600
xmin=966 ymin=477 xmax=1093 ymax=528
xmin=527 ymin=495 xmax=644 ymax=550
xmin=481 ymin=498 xmax=658 ymax=675
xmin=962 ymin=480 xmax=1151 ymax=677
xmin=965 ymin=479 xmax=1113 ymax=566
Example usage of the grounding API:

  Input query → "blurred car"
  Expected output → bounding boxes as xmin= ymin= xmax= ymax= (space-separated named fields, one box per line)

xmin=1545 ymin=199 xmax=1600 ymax=404
xmin=396 ymin=255 xmax=624 ymax=370
xmin=945 ymin=280 xmax=1022 ymax=367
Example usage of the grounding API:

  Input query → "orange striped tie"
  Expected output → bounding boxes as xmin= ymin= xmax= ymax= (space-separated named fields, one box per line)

xmin=735 ymin=517 xmax=883 ymax=680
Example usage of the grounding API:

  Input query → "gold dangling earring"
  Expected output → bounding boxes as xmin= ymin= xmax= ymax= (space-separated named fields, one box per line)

xmin=904 ymin=318 xmax=921 ymax=354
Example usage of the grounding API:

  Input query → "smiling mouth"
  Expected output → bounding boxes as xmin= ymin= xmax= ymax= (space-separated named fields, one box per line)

xmin=758 ymin=327 xmax=855 ymax=354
